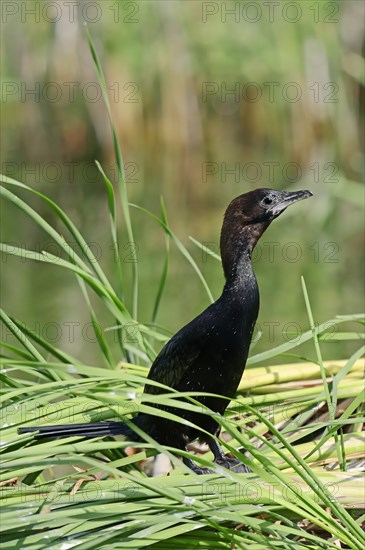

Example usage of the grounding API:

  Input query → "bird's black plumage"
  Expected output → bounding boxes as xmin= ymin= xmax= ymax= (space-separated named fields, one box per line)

xmin=19 ymin=188 xmax=312 ymax=474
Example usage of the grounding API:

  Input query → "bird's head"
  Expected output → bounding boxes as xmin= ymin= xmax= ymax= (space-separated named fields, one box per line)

xmin=228 ymin=188 xmax=313 ymax=225
xmin=220 ymin=188 xmax=313 ymax=277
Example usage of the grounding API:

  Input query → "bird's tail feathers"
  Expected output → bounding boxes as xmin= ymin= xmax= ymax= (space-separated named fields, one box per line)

xmin=18 ymin=421 xmax=137 ymax=440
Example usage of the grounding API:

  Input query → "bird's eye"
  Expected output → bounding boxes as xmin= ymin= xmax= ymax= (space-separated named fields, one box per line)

xmin=263 ymin=197 xmax=273 ymax=205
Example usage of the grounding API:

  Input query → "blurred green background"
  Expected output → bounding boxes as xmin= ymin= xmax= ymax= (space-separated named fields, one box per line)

xmin=1 ymin=0 xmax=364 ymax=364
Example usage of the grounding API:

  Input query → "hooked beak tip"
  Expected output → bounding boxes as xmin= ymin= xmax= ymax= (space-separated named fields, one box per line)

xmin=285 ymin=189 xmax=313 ymax=203
xmin=270 ymin=189 xmax=313 ymax=217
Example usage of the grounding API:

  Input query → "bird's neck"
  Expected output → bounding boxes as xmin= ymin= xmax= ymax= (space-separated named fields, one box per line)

xmin=220 ymin=222 xmax=269 ymax=292
xmin=223 ymin=251 xmax=255 ymax=292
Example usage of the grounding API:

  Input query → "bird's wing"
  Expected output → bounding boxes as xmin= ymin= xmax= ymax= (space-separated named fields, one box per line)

xmin=144 ymin=329 xmax=202 ymax=395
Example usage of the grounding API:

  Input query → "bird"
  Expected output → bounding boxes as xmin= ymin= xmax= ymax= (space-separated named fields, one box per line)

xmin=19 ymin=188 xmax=312 ymax=474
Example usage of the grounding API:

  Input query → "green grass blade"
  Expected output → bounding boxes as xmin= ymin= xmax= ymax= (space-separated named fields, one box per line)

xmin=247 ymin=314 xmax=364 ymax=365
xmin=0 ymin=309 xmax=45 ymax=363
xmin=95 ymin=160 xmax=124 ymax=297
xmin=86 ymin=30 xmax=138 ymax=319
xmin=152 ymin=198 xmax=171 ymax=323
xmin=0 ymin=177 xmax=111 ymax=287
xmin=301 ymin=276 xmax=343 ymax=469
xmin=130 ymin=203 xmax=214 ymax=303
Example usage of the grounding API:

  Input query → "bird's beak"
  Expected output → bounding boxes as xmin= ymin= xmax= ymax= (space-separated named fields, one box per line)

xmin=271 ymin=189 xmax=313 ymax=216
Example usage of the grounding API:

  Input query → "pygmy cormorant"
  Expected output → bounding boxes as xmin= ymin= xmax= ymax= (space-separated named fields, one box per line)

xmin=19 ymin=188 xmax=312 ymax=474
